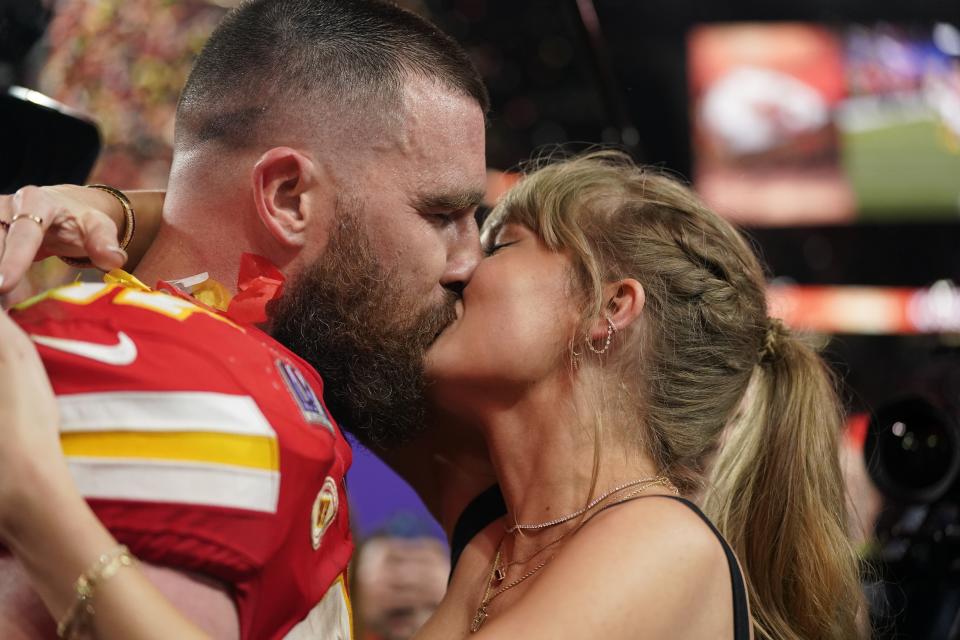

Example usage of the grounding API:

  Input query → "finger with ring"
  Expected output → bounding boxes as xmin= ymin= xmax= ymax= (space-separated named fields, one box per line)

xmin=10 ymin=214 xmax=44 ymax=227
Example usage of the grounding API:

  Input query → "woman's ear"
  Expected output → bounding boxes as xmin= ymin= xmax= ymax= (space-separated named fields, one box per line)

xmin=251 ymin=147 xmax=318 ymax=249
xmin=587 ymin=278 xmax=645 ymax=342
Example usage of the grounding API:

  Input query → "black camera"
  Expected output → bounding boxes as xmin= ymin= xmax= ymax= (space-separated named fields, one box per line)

xmin=865 ymin=384 xmax=960 ymax=639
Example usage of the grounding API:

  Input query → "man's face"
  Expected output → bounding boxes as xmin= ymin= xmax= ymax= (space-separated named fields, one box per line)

xmin=347 ymin=77 xmax=488 ymax=314
xmin=270 ymin=79 xmax=487 ymax=450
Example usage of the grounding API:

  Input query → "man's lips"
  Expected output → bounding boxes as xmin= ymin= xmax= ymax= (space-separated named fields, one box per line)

xmin=431 ymin=299 xmax=463 ymax=343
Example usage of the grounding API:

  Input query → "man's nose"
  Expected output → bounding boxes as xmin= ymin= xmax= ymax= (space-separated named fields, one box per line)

xmin=440 ymin=216 xmax=482 ymax=294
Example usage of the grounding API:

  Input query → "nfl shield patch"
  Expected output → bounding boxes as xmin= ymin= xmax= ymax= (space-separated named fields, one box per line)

xmin=276 ymin=359 xmax=334 ymax=432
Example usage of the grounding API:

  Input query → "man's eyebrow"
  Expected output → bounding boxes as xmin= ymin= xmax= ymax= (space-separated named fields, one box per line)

xmin=412 ymin=189 xmax=486 ymax=212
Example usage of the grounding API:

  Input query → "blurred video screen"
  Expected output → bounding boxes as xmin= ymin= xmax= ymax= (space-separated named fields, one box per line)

xmin=688 ymin=23 xmax=960 ymax=226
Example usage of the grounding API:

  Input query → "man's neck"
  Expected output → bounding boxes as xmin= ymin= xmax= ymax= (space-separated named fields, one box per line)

xmin=134 ymin=222 xmax=244 ymax=293
xmin=378 ymin=421 xmax=497 ymax=540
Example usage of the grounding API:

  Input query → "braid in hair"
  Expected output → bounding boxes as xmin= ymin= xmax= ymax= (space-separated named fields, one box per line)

xmin=485 ymin=150 xmax=863 ymax=639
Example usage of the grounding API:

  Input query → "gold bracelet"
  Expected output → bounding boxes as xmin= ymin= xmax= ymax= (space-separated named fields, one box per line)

xmin=57 ymin=545 xmax=136 ymax=640
xmin=60 ymin=185 xmax=137 ymax=270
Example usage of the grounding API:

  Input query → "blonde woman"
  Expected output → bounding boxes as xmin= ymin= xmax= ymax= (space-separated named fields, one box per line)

xmin=0 ymin=151 xmax=862 ymax=639
xmin=414 ymin=150 xmax=862 ymax=639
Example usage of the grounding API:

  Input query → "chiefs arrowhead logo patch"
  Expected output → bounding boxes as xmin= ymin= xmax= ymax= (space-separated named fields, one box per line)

xmin=311 ymin=476 xmax=339 ymax=550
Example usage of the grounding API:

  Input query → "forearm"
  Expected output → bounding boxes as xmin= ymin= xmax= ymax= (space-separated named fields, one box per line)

xmin=121 ymin=190 xmax=165 ymax=270
xmin=2 ymin=465 xmax=208 ymax=640
xmin=84 ymin=188 xmax=164 ymax=271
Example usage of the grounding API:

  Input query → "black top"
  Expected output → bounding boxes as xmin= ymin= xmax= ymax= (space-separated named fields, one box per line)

xmin=638 ymin=496 xmax=752 ymax=640
xmin=449 ymin=484 xmax=506 ymax=574
xmin=449 ymin=488 xmax=750 ymax=639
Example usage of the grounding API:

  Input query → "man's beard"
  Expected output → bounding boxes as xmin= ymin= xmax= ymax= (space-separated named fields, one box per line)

xmin=268 ymin=206 xmax=458 ymax=451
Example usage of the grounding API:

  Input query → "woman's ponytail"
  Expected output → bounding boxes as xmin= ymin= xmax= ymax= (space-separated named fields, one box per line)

xmin=705 ymin=326 xmax=864 ymax=640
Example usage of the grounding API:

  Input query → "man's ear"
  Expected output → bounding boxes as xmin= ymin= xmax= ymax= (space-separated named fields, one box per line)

xmin=251 ymin=147 xmax=321 ymax=249
xmin=587 ymin=278 xmax=645 ymax=341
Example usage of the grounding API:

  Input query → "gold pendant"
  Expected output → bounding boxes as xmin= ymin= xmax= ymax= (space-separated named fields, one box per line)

xmin=470 ymin=606 xmax=488 ymax=633
xmin=494 ymin=566 xmax=506 ymax=583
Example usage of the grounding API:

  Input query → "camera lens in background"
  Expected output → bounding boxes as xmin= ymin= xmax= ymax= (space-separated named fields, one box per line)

xmin=864 ymin=396 xmax=960 ymax=504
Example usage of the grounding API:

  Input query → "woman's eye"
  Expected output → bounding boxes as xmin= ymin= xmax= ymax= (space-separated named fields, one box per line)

xmin=483 ymin=241 xmax=516 ymax=257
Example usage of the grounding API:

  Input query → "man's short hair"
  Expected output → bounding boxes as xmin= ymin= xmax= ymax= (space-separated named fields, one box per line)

xmin=176 ymin=0 xmax=489 ymax=149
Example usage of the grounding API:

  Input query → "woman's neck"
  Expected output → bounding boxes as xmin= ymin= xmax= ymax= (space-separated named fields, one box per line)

xmin=479 ymin=374 xmax=660 ymax=534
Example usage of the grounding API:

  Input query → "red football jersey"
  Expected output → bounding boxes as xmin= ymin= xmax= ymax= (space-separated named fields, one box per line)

xmin=11 ymin=280 xmax=354 ymax=639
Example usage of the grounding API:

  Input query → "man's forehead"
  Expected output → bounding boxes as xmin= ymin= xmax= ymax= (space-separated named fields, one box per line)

xmin=345 ymin=78 xmax=487 ymax=207
xmin=394 ymin=79 xmax=486 ymax=161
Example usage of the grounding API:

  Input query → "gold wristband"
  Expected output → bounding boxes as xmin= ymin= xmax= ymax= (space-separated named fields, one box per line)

xmin=57 ymin=544 xmax=136 ymax=640
xmin=60 ymin=185 xmax=137 ymax=270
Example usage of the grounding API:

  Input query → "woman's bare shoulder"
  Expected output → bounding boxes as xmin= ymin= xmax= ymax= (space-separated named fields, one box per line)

xmin=555 ymin=494 xmax=730 ymax=595
xmin=474 ymin=496 xmax=734 ymax=640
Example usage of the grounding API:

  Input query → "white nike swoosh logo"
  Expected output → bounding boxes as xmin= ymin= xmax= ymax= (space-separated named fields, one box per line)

xmin=30 ymin=332 xmax=138 ymax=366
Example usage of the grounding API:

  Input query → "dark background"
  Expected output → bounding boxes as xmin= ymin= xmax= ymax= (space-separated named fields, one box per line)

xmin=418 ymin=0 xmax=960 ymax=415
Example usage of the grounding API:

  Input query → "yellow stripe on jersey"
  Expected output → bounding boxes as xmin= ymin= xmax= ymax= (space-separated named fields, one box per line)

xmin=15 ymin=277 xmax=237 ymax=328
xmin=57 ymin=392 xmax=283 ymax=512
xmin=113 ymin=288 xmax=238 ymax=328
xmin=340 ymin=574 xmax=355 ymax=640
xmin=61 ymin=431 xmax=279 ymax=472
xmin=14 ymin=282 xmax=117 ymax=311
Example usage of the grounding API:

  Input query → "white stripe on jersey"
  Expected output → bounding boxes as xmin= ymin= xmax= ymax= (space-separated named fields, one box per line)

xmin=283 ymin=575 xmax=353 ymax=639
xmin=58 ymin=391 xmax=276 ymax=436
xmin=68 ymin=458 xmax=281 ymax=513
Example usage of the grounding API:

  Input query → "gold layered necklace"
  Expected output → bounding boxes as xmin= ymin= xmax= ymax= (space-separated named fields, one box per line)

xmin=470 ymin=476 xmax=677 ymax=633
xmin=505 ymin=475 xmax=668 ymax=533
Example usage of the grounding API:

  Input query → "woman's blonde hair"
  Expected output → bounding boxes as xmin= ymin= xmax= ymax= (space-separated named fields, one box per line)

xmin=484 ymin=150 xmax=863 ymax=640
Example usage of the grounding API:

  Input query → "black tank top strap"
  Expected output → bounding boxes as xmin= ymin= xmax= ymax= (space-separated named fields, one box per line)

xmin=449 ymin=484 xmax=507 ymax=577
xmin=597 ymin=494 xmax=751 ymax=640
